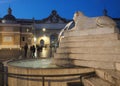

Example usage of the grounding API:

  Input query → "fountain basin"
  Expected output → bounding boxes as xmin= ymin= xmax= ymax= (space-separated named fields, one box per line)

xmin=7 ymin=59 xmax=94 ymax=86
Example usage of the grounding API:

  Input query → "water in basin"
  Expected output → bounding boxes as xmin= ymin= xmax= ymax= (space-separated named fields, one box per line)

xmin=8 ymin=58 xmax=58 ymax=68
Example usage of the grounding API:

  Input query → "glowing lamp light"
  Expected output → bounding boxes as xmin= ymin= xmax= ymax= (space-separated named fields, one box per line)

xmin=34 ymin=37 xmax=37 ymax=42
xmin=42 ymin=28 xmax=46 ymax=32
xmin=26 ymin=28 xmax=29 ymax=32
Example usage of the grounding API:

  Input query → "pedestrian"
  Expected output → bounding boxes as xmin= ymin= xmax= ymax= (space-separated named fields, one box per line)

xmin=30 ymin=45 xmax=33 ymax=58
xmin=49 ymin=45 xmax=53 ymax=57
xmin=36 ymin=45 xmax=40 ymax=58
xmin=24 ymin=43 xmax=28 ymax=58
xmin=32 ymin=45 xmax=36 ymax=58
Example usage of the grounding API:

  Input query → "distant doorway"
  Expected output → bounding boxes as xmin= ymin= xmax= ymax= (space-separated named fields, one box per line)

xmin=40 ymin=39 xmax=44 ymax=47
xmin=50 ymin=33 xmax=58 ymax=47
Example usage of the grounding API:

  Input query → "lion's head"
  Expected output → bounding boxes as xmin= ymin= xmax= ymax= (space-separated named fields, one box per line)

xmin=73 ymin=11 xmax=84 ymax=22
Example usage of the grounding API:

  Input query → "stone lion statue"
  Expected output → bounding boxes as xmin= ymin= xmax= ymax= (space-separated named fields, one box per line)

xmin=58 ymin=11 xmax=118 ymax=43
xmin=73 ymin=11 xmax=117 ymax=30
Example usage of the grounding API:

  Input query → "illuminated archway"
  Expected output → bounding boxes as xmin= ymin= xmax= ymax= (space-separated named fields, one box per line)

xmin=37 ymin=35 xmax=50 ymax=47
xmin=40 ymin=39 xmax=44 ymax=47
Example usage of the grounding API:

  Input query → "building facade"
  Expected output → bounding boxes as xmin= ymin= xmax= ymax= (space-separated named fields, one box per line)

xmin=34 ymin=10 xmax=70 ymax=47
xmin=0 ymin=8 xmax=70 ymax=49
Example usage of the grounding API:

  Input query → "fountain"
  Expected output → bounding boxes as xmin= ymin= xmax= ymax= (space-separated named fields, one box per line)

xmin=7 ymin=58 xmax=94 ymax=86
xmin=7 ymin=11 xmax=120 ymax=86
xmin=54 ymin=11 xmax=119 ymax=69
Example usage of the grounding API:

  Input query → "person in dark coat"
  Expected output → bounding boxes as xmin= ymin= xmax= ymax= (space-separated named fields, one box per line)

xmin=32 ymin=45 xmax=36 ymax=58
xmin=24 ymin=43 xmax=28 ymax=58
xmin=36 ymin=45 xmax=40 ymax=58
xmin=30 ymin=45 xmax=33 ymax=58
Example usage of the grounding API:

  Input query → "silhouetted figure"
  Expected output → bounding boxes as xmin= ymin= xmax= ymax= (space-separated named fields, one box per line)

xmin=24 ymin=43 xmax=28 ymax=58
xmin=32 ymin=45 xmax=36 ymax=58
xmin=36 ymin=45 xmax=40 ymax=58
xmin=30 ymin=45 xmax=33 ymax=58
xmin=49 ymin=45 xmax=53 ymax=57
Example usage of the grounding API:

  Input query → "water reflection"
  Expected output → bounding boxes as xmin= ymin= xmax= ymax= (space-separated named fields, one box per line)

xmin=39 ymin=47 xmax=56 ymax=58
xmin=40 ymin=47 xmax=49 ymax=58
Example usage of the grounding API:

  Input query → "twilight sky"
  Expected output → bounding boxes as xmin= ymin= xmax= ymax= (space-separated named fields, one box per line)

xmin=0 ymin=0 xmax=120 ymax=20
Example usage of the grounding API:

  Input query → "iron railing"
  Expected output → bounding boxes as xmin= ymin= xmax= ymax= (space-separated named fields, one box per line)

xmin=0 ymin=69 xmax=95 ymax=86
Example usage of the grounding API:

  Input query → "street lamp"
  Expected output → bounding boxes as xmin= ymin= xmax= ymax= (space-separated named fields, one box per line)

xmin=34 ymin=37 xmax=37 ymax=42
xmin=42 ymin=28 xmax=46 ymax=32
xmin=26 ymin=28 xmax=29 ymax=32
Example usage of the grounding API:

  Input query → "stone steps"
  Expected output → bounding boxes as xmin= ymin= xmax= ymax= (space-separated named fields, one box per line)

xmin=54 ymin=28 xmax=120 ymax=70
xmin=56 ymin=47 xmax=120 ymax=54
xmin=95 ymin=69 xmax=120 ymax=86
xmin=69 ymin=54 xmax=120 ymax=62
xmin=64 ymin=28 xmax=118 ymax=37
xmin=73 ymin=60 xmax=115 ymax=69
xmin=82 ymin=76 xmax=114 ymax=86
xmin=60 ymin=40 xmax=120 ymax=48
xmin=54 ymin=53 xmax=120 ymax=70
xmin=54 ymin=57 xmax=116 ymax=70
xmin=61 ymin=33 xmax=119 ymax=43
xmin=81 ymin=69 xmax=120 ymax=86
xmin=54 ymin=53 xmax=120 ymax=62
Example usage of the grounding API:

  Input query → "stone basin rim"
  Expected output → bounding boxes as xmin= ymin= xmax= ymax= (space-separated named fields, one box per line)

xmin=7 ymin=58 xmax=81 ymax=69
